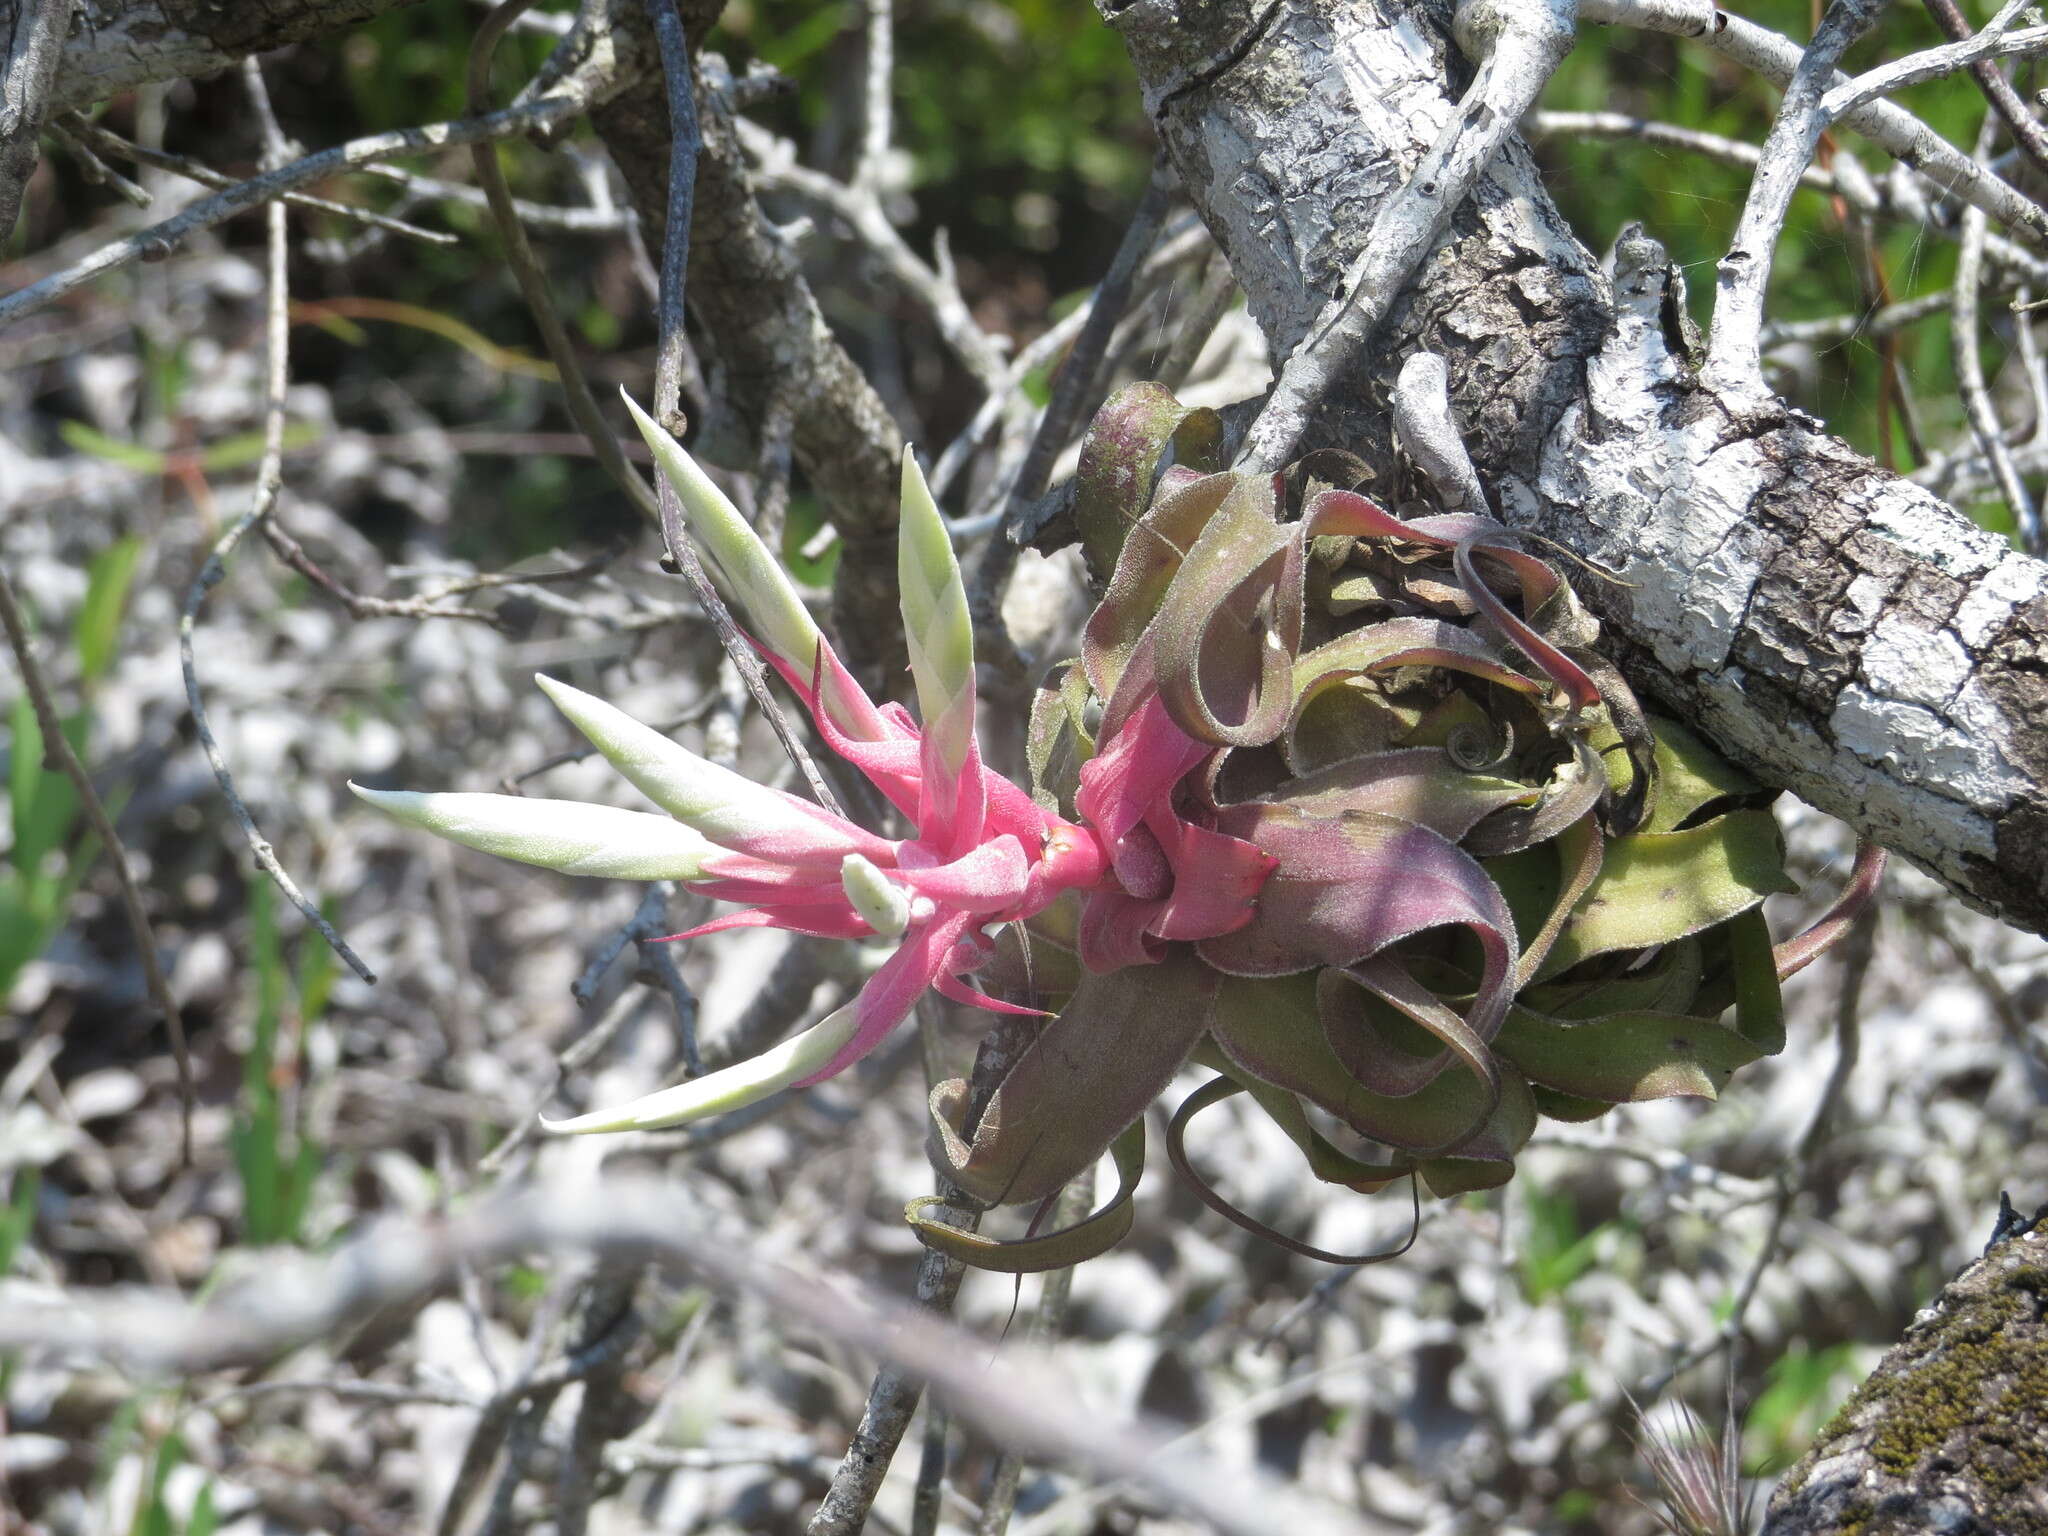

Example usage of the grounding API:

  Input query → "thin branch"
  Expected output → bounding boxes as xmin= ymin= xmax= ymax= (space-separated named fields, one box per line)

xmin=1921 ymin=0 xmax=2048 ymax=179
xmin=1155 ymin=248 xmax=1240 ymax=392
xmin=0 ymin=1176 xmax=1397 ymax=1536
xmin=1697 ymin=5 xmax=2048 ymax=250
xmin=178 ymin=66 xmax=377 ymax=991
xmin=1703 ymin=0 xmax=1891 ymax=397
xmin=1240 ymin=0 xmax=1580 ymax=470
xmin=53 ymin=114 xmax=457 ymax=246
xmin=806 ymin=1014 xmax=1038 ymax=1536
xmin=1956 ymin=201 xmax=2042 ymax=546
xmin=0 ymin=93 xmax=584 ymax=331
xmin=964 ymin=159 xmax=1177 ymax=649
xmin=738 ymin=118 xmax=1007 ymax=389
xmin=974 ymin=1169 xmax=1094 ymax=1536
xmin=1391 ymin=351 xmax=1488 ymax=512
xmin=359 ymin=161 xmax=632 ymax=230
xmin=465 ymin=0 xmax=658 ymax=529
xmin=0 ymin=561 xmax=194 ymax=1159
xmin=1641 ymin=898 xmax=1881 ymax=1399
xmin=629 ymin=0 xmax=848 ymax=820
xmin=856 ymin=0 xmax=894 ymax=194
xmin=1820 ymin=5 xmax=2045 ymax=123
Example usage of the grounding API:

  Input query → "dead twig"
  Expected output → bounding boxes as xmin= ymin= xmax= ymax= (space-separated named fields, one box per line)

xmin=0 ymin=561 xmax=194 ymax=1159
xmin=179 ymin=61 xmax=377 ymax=990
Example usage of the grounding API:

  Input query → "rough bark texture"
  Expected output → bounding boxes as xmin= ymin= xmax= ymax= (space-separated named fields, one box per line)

xmin=3 ymin=0 xmax=74 ymax=241
xmin=1106 ymin=0 xmax=2048 ymax=936
xmin=47 ymin=0 xmax=425 ymax=116
xmin=1762 ymin=1221 xmax=2048 ymax=1535
xmin=583 ymin=14 xmax=906 ymax=671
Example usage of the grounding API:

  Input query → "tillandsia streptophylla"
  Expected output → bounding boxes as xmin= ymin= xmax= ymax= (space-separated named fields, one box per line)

xmin=358 ymin=364 xmax=1882 ymax=1272
xmin=353 ymin=393 xmax=1270 ymax=1145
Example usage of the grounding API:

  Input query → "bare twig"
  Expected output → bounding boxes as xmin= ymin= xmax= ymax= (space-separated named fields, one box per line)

xmin=1694 ymin=4 xmax=2048 ymax=249
xmin=53 ymin=113 xmax=457 ymax=246
xmin=856 ymin=0 xmax=895 ymax=194
xmin=975 ymin=1168 xmax=1094 ymax=1536
xmin=806 ymin=1015 xmax=1041 ymax=1536
xmin=0 ymin=1176 xmax=1399 ymax=1536
xmin=631 ymin=0 xmax=848 ymax=820
xmin=1921 ymin=0 xmax=2048 ymax=180
xmin=1155 ymin=248 xmax=1240 ymax=392
xmin=1821 ymin=4 xmax=2045 ymax=123
xmin=1240 ymin=0 xmax=1579 ymax=469
xmin=738 ymin=118 xmax=1007 ymax=390
xmin=0 ymin=561 xmax=193 ymax=1158
xmin=1641 ymin=897 xmax=1881 ymax=1399
xmin=1391 ymin=351 xmax=1488 ymax=513
xmin=1703 ymin=0 xmax=1891 ymax=396
xmin=1956 ymin=201 xmax=2042 ymax=547
xmin=178 ymin=67 xmax=377 ymax=991
xmin=965 ymin=159 xmax=1177 ymax=646
xmin=465 ymin=0 xmax=657 ymax=528
xmin=0 ymin=93 xmax=585 ymax=330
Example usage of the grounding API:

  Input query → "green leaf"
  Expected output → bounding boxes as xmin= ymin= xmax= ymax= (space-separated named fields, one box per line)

xmin=1495 ymin=1005 xmax=1762 ymax=1103
xmin=0 ymin=1170 xmax=40 ymax=1278
xmin=928 ymin=954 xmax=1218 ymax=1209
xmin=1540 ymin=810 xmax=1794 ymax=977
xmin=907 ymin=1122 xmax=1146 ymax=1273
xmin=59 ymin=419 xmax=165 ymax=472
xmin=74 ymin=536 xmax=144 ymax=684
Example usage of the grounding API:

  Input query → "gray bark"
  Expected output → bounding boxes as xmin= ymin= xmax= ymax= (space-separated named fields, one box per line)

xmin=3 ymin=0 xmax=76 ymax=240
xmin=1105 ymin=0 xmax=2048 ymax=936
xmin=46 ymin=0 xmax=424 ymax=118
xmin=1761 ymin=1219 xmax=2048 ymax=1535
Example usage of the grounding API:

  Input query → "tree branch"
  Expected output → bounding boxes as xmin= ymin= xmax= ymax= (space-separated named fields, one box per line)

xmin=1104 ymin=0 xmax=2048 ymax=935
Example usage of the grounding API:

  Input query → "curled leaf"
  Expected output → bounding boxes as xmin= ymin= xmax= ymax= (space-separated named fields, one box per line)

xmin=1072 ymin=381 xmax=1224 ymax=583
xmin=907 ymin=1122 xmax=1146 ymax=1273
xmin=1167 ymin=1077 xmax=1422 ymax=1263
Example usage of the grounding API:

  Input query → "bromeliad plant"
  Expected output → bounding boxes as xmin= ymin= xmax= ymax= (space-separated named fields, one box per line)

xmin=357 ymin=380 xmax=1879 ymax=1272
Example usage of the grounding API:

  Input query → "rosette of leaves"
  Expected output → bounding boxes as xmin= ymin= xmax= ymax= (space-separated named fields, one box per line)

xmin=909 ymin=384 xmax=1878 ymax=1272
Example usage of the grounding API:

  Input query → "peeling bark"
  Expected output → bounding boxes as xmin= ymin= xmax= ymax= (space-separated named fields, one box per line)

xmin=1762 ymin=1221 xmax=2048 ymax=1535
xmin=1103 ymin=0 xmax=2048 ymax=935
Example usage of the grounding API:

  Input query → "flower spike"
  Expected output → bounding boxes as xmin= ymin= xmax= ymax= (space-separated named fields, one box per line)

xmin=622 ymin=389 xmax=888 ymax=742
xmin=349 ymin=783 xmax=719 ymax=881
xmin=541 ymin=1005 xmax=862 ymax=1133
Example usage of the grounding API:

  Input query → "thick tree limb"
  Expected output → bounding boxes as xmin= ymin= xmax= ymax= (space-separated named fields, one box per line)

xmin=45 ymin=0 xmax=425 ymax=119
xmin=2 ymin=0 xmax=72 ymax=241
xmin=1761 ymin=1216 xmax=2048 ymax=1534
xmin=1104 ymin=0 xmax=2048 ymax=935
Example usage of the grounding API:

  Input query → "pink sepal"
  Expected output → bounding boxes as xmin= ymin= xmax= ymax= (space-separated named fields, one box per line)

xmin=799 ymin=910 xmax=978 ymax=1083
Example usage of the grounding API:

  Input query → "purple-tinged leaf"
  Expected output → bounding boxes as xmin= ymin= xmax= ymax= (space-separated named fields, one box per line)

xmin=927 ymin=953 xmax=1218 ymax=1208
xmin=1071 ymin=382 xmax=1225 ymax=584
xmin=1150 ymin=475 xmax=1303 ymax=747
xmin=1082 ymin=471 xmax=1236 ymax=706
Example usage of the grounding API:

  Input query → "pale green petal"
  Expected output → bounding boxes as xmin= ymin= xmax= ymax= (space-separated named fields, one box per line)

xmin=540 ymin=1004 xmax=860 ymax=1133
xmin=621 ymin=391 xmax=823 ymax=673
xmin=840 ymin=853 xmax=909 ymax=937
xmin=896 ymin=446 xmax=975 ymax=776
xmin=535 ymin=674 xmax=814 ymax=850
xmin=350 ymin=783 xmax=714 ymax=880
